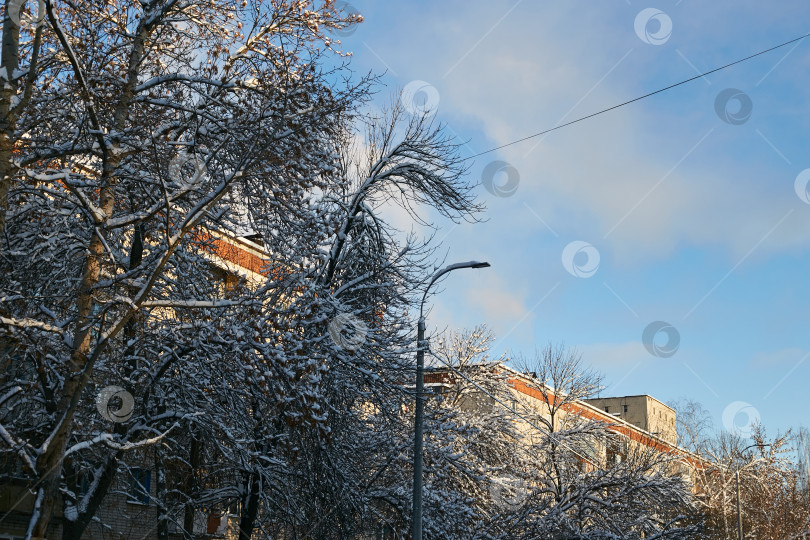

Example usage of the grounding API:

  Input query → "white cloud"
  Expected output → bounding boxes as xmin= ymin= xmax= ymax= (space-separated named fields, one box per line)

xmin=365 ymin=1 xmax=810 ymax=266
xmin=428 ymin=270 xmax=535 ymax=351
xmin=751 ymin=347 xmax=809 ymax=368
xmin=579 ymin=341 xmax=649 ymax=369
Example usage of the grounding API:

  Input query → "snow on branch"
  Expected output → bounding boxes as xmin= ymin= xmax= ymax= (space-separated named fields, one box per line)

xmin=1 ymin=315 xmax=64 ymax=334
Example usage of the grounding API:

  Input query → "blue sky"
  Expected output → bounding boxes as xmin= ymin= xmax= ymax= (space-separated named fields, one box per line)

xmin=335 ymin=1 xmax=810 ymax=437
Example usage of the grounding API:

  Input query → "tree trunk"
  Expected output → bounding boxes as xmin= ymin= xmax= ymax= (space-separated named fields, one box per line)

xmin=61 ymin=222 xmax=145 ymax=539
xmin=30 ymin=8 xmax=151 ymax=532
xmin=61 ymin=454 xmax=119 ymax=540
xmin=183 ymin=435 xmax=202 ymax=537
xmin=238 ymin=471 xmax=261 ymax=540
xmin=0 ymin=0 xmax=21 ymax=255
xmin=156 ymin=446 xmax=169 ymax=540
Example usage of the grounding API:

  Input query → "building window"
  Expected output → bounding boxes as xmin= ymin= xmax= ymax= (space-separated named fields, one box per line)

xmin=224 ymin=273 xmax=240 ymax=293
xmin=0 ymin=452 xmax=24 ymax=479
xmin=606 ymin=438 xmax=628 ymax=467
xmin=604 ymin=406 xmax=610 ymax=413
xmin=206 ymin=512 xmax=222 ymax=534
xmin=78 ymin=469 xmax=91 ymax=497
xmin=623 ymin=405 xmax=628 ymax=413
xmin=127 ymin=468 xmax=151 ymax=504
xmin=210 ymin=266 xmax=242 ymax=297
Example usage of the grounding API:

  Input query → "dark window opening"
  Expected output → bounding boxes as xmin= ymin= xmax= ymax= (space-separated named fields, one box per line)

xmin=128 ymin=468 xmax=151 ymax=504
xmin=210 ymin=266 xmax=242 ymax=297
xmin=242 ymin=233 xmax=265 ymax=247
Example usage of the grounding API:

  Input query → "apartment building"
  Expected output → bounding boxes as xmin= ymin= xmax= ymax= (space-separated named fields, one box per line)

xmin=425 ymin=364 xmax=704 ymax=476
xmin=585 ymin=395 xmax=677 ymax=445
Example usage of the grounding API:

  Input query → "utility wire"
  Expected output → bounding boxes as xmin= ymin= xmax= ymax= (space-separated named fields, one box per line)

xmin=466 ymin=31 xmax=810 ymax=160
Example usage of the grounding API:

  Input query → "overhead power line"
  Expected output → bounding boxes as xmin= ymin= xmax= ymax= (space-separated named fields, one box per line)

xmin=467 ymin=31 xmax=810 ymax=160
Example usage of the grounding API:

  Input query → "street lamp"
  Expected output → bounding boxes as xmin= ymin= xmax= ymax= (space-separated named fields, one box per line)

xmin=735 ymin=443 xmax=770 ymax=540
xmin=411 ymin=261 xmax=490 ymax=540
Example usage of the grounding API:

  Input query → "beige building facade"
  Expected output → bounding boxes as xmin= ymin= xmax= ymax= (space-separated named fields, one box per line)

xmin=584 ymin=395 xmax=677 ymax=445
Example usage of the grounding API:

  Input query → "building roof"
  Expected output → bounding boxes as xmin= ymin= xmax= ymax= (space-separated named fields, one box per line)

xmin=426 ymin=362 xmax=708 ymax=469
xmin=586 ymin=394 xmax=677 ymax=413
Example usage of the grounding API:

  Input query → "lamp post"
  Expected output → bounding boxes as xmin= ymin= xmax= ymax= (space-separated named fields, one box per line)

xmin=735 ymin=443 xmax=770 ymax=540
xmin=411 ymin=261 xmax=490 ymax=540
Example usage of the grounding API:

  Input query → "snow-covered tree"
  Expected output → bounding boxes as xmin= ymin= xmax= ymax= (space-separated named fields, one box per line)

xmin=0 ymin=3 xmax=490 ymax=537
xmin=474 ymin=345 xmax=699 ymax=539
xmin=372 ymin=334 xmax=700 ymax=539
xmin=667 ymin=398 xmax=810 ymax=539
xmin=694 ymin=428 xmax=810 ymax=539
xmin=0 ymin=2 xmax=715 ymax=539
xmin=0 ymin=0 xmax=372 ymax=536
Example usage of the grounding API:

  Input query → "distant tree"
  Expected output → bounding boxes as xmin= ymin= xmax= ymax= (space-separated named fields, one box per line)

xmin=697 ymin=427 xmax=810 ymax=540
xmin=669 ymin=397 xmax=714 ymax=455
xmin=793 ymin=427 xmax=810 ymax=495
xmin=370 ymin=339 xmax=700 ymax=539
xmin=505 ymin=345 xmax=699 ymax=539
xmin=421 ymin=327 xmax=523 ymax=539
